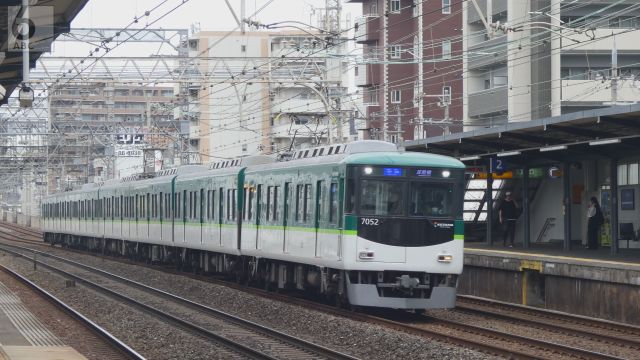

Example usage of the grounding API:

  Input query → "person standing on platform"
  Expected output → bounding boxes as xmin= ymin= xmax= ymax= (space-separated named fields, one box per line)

xmin=587 ymin=196 xmax=604 ymax=250
xmin=499 ymin=191 xmax=519 ymax=247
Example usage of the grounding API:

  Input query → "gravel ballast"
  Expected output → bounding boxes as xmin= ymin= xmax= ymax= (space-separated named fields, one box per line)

xmin=1 ymin=246 xmax=496 ymax=360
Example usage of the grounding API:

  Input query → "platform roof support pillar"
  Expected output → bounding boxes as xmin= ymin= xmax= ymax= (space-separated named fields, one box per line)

xmin=522 ymin=165 xmax=531 ymax=248
xmin=486 ymin=169 xmax=494 ymax=246
xmin=563 ymin=162 xmax=572 ymax=252
xmin=610 ymin=158 xmax=619 ymax=255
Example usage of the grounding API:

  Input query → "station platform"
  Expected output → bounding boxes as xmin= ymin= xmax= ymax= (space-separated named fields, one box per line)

xmin=459 ymin=241 xmax=640 ymax=325
xmin=0 ymin=281 xmax=87 ymax=360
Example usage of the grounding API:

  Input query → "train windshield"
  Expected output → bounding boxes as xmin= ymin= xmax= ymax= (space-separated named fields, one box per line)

xmin=346 ymin=165 xmax=463 ymax=218
xmin=360 ymin=180 xmax=404 ymax=216
xmin=409 ymin=183 xmax=454 ymax=217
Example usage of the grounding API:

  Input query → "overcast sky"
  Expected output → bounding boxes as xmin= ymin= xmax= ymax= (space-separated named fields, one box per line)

xmin=49 ymin=0 xmax=360 ymax=57
xmin=72 ymin=0 xmax=360 ymax=31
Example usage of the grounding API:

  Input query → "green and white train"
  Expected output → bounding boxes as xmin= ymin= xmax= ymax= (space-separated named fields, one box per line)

xmin=42 ymin=141 xmax=465 ymax=309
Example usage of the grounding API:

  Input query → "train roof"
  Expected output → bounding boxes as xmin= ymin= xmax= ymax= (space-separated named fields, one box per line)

xmin=245 ymin=141 xmax=464 ymax=172
xmin=344 ymin=151 xmax=465 ymax=168
xmin=45 ymin=141 xmax=463 ymax=199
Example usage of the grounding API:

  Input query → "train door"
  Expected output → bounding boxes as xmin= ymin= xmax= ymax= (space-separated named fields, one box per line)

xmin=283 ymin=182 xmax=291 ymax=253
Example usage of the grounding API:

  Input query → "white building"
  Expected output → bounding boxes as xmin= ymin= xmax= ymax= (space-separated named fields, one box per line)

xmin=186 ymin=30 xmax=352 ymax=160
xmin=463 ymin=0 xmax=640 ymax=129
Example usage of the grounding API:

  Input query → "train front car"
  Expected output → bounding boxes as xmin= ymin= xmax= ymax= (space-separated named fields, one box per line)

xmin=341 ymin=152 xmax=465 ymax=310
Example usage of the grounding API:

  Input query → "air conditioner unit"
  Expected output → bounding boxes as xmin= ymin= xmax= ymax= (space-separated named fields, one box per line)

xmin=19 ymin=87 xmax=34 ymax=108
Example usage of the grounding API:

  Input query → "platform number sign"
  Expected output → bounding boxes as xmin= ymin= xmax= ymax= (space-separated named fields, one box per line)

xmin=490 ymin=158 xmax=506 ymax=173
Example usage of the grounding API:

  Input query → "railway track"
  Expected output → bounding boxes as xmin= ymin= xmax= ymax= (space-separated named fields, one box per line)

xmin=0 ymin=263 xmax=144 ymax=360
xmin=0 ymin=223 xmax=634 ymax=359
xmin=457 ymin=295 xmax=640 ymax=350
xmin=0 ymin=242 xmax=357 ymax=360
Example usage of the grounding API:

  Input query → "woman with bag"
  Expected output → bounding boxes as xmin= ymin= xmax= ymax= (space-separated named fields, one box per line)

xmin=586 ymin=196 xmax=604 ymax=250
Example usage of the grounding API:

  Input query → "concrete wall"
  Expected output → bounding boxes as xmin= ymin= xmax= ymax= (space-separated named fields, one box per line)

xmin=0 ymin=211 xmax=42 ymax=230
xmin=517 ymin=176 xmax=565 ymax=243
xmin=461 ymin=251 xmax=640 ymax=325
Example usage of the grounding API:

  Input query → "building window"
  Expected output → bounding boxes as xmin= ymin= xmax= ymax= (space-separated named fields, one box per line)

xmin=390 ymin=45 xmax=402 ymax=59
xmin=442 ymin=86 xmax=451 ymax=105
xmin=442 ymin=40 xmax=451 ymax=59
xmin=391 ymin=90 xmax=401 ymax=103
xmin=370 ymin=2 xmax=378 ymax=15
xmin=390 ymin=0 xmax=401 ymax=13
xmin=618 ymin=163 xmax=639 ymax=186
xmin=442 ymin=0 xmax=451 ymax=14
xmin=367 ymin=88 xmax=378 ymax=104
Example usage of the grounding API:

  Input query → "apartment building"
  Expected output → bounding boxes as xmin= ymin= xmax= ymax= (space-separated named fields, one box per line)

xmin=463 ymin=0 xmax=640 ymax=129
xmin=49 ymin=83 xmax=179 ymax=188
xmin=351 ymin=0 xmax=463 ymax=142
xmin=187 ymin=30 xmax=352 ymax=160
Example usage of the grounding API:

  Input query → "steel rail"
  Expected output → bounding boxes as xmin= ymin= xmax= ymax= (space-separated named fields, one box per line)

xmin=458 ymin=295 xmax=640 ymax=338
xmin=0 ymin=263 xmax=146 ymax=360
xmin=0 ymin=243 xmax=358 ymax=360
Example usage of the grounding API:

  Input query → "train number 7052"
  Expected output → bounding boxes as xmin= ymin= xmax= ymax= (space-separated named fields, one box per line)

xmin=361 ymin=218 xmax=379 ymax=226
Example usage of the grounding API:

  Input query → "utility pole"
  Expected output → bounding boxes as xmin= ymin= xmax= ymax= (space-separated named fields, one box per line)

xmin=314 ymin=0 xmax=346 ymax=145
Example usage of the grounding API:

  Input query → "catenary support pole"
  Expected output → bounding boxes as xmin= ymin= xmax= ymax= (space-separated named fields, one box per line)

xmin=563 ymin=162 xmax=571 ymax=252
xmin=522 ymin=165 xmax=530 ymax=248
xmin=610 ymin=158 xmax=619 ymax=255
xmin=486 ymin=165 xmax=494 ymax=246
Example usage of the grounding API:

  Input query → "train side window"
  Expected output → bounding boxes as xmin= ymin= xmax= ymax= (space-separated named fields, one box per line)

xmin=227 ymin=189 xmax=232 ymax=220
xmin=207 ymin=190 xmax=216 ymax=220
xmin=242 ymin=188 xmax=248 ymax=220
xmin=256 ymin=185 xmax=262 ymax=223
xmin=192 ymin=191 xmax=196 ymax=219
xmin=248 ymin=187 xmax=254 ymax=220
xmin=316 ymin=181 xmax=324 ymax=226
xmin=266 ymin=186 xmax=272 ymax=221
xmin=199 ymin=189 xmax=204 ymax=221
xmin=295 ymin=184 xmax=303 ymax=221
xmin=329 ymin=182 xmax=338 ymax=224
xmin=304 ymin=184 xmax=312 ymax=222
xmin=176 ymin=193 xmax=181 ymax=219
xmin=183 ymin=190 xmax=188 ymax=220
xmin=147 ymin=193 xmax=151 ymax=219
xmin=219 ymin=188 xmax=224 ymax=221
xmin=232 ymin=189 xmax=237 ymax=220
xmin=345 ymin=178 xmax=355 ymax=214
xmin=273 ymin=186 xmax=279 ymax=221
xmin=193 ymin=191 xmax=198 ymax=220
xmin=207 ymin=190 xmax=212 ymax=220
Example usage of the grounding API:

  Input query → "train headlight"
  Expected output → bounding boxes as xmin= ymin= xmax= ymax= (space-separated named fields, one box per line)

xmin=437 ymin=254 xmax=453 ymax=263
xmin=359 ymin=251 xmax=375 ymax=259
xmin=442 ymin=170 xmax=451 ymax=178
xmin=364 ymin=167 xmax=373 ymax=175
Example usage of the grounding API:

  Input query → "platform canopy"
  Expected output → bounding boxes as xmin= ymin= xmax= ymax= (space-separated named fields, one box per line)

xmin=404 ymin=104 xmax=640 ymax=167
xmin=0 ymin=0 xmax=89 ymax=105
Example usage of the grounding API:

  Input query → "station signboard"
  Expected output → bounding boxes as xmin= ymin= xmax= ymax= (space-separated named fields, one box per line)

xmin=115 ymin=148 xmax=143 ymax=157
